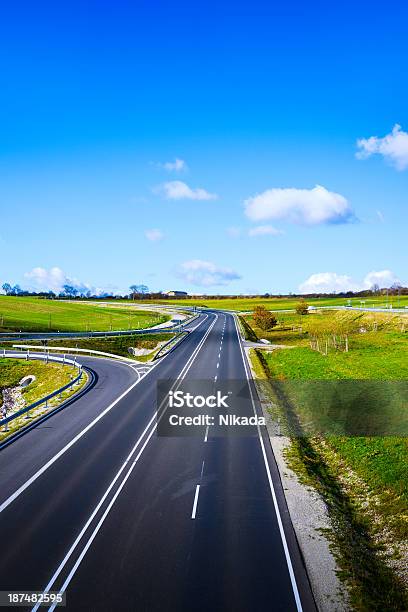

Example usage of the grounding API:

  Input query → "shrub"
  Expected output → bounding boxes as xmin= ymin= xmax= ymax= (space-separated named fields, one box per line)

xmin=295 ymin=299 xmax=309 ymax=315
xmin=253 ymin=306 xmax=278 ymax=331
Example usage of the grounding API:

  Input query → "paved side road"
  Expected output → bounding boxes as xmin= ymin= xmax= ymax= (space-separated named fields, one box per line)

xmin=0 ymin=312 xmax=316 ymax=612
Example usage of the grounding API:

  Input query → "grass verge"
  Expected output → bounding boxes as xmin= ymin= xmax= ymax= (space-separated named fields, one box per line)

xmin=0 ymin=358 xmax=87 ymax=443
xmin=238 ymin=315 xmax=258 ymax=342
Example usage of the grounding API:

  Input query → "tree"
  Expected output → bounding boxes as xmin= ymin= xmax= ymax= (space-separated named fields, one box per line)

xmin=253 ymin=306 xmax=277 ymax=331
xmin=295 ymin=299 xmax=309 ymax=315
xmin=2 ymin=283 xmax=12 ymax=295
xmin=62 ymin=284 xmax=78 ymax=297
xmin=129 ymin=284 xmax=149 ymax=299
xmin=12 ymin=284 xmax=23 ymax=295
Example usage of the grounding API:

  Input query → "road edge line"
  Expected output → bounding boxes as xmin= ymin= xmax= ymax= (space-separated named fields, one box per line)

xmin=232 ymin=313 xmax=303 ymax=612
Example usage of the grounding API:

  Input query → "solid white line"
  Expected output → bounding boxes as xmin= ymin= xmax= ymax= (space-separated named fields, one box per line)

xmin=191 ymin=485 xmax=200 ymax=519
xmin=0 ymin=315 xmax=210 ymax=516
xmin=33 ymin=313 xmax=218 ymax=612
xmin=232 ymin=314 xmax=303 ymax=612
xmin=204 ymin=425 xmax=209 ymax=442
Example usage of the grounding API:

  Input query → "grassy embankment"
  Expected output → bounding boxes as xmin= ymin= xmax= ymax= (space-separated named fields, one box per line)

xmin=246 ymin=310 xmax=408 ymax=611
xmin=0 ymin=358 xmax=86 ymax=441
xmin=7 ymin=333 xmax=177 ymax=363
xmin=0 ymin=296 xmax=169 ymax=332
xmin=128 ymin=295 xmax=408 ymax=312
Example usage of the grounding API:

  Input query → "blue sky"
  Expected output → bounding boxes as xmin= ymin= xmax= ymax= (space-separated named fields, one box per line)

xmin=1 ymin=0 xmax=407 ymax=295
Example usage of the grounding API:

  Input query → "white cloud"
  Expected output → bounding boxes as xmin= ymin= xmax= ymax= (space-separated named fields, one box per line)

xmin=23 ymin=266 xmax=115 ymax=296
xmin=244 ymin=185 xmax=354 ymax=225
xmin=376 ymin=210 xmax=385 ymax=223
xmin=157 ymin=181 xmax=218 ymax=201
xmin=226 ymin=226 xmax=242 ymax=238
xmin=24 ymin=267 xmax=68 ymax=293
xmin=248 ymin=225 xmax=283 ymax=237
xmin=356 ymin=124 xmax=408 ymax=170
xmin=177 ymin=259 xmax=241 ymax=287
xmin=159 ymin=158 xmax=187 ymax=172
xmin=299 ymin=269 xmax=402 ymax=294
xmin=362 ymin=270 xmax=400 ymax=289
xmin=299 ymin=272 xmax=360 ymax=294
xmin=145 ymin=228 xmax=164 ymax=242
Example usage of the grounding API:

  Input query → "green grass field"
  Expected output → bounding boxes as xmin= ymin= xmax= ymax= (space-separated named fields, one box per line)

xmin=132 ymin=295 xmax=408 ymax=312
xmin=247 ymin=310 xmax=408 ymax=610
xmin=263 ymin=331 xmax=407 ymax=380
xmin=0 ymin=296 xmax=168 ymax=332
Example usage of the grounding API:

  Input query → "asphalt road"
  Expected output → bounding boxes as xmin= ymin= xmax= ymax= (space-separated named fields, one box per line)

xmin=0 ymin=312 xmax=316 ymax=611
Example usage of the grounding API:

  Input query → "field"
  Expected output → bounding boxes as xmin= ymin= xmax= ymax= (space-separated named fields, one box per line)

xmin=0 ymin=296 xmax=168 ymax=332
xmin=244 ymin=308 xmax=407 ymax=348
xmin=246 ymin=310 xmax=408 ymax=610
xmin=262 ymin=331 xmax=407 ymax=380
xmin=131 ymin=295 xmax=408 ymax=312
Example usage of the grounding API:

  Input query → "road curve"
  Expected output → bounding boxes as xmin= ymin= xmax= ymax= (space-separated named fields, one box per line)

xmin=0 ymin=312 xmax=316 ymax=611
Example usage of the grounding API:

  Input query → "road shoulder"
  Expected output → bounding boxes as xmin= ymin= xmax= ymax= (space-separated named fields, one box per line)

xmin=246 ymin=347 xmax=349 ymax=612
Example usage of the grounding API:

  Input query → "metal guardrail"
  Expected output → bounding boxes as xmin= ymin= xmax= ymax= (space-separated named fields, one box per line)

xmin=0 ymin=313 xmax=200 ymax=342
xmin=0 ymin=352 xmax=84 ymax=430
xmin=153 ymin=331 xmax=189 ymax=361
xmin=151 ymin=314 xmax=201 ymax=360
xmin=11 ymin=344 xmax=138 ymax=363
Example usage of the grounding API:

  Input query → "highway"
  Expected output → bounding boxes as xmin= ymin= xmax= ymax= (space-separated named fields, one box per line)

xmin=0 ymin=312 xmax=316 ymax=611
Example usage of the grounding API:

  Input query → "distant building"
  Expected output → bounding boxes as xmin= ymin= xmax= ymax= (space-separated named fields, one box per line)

xmin=163 ymin=290 xmax=188 ymax=297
